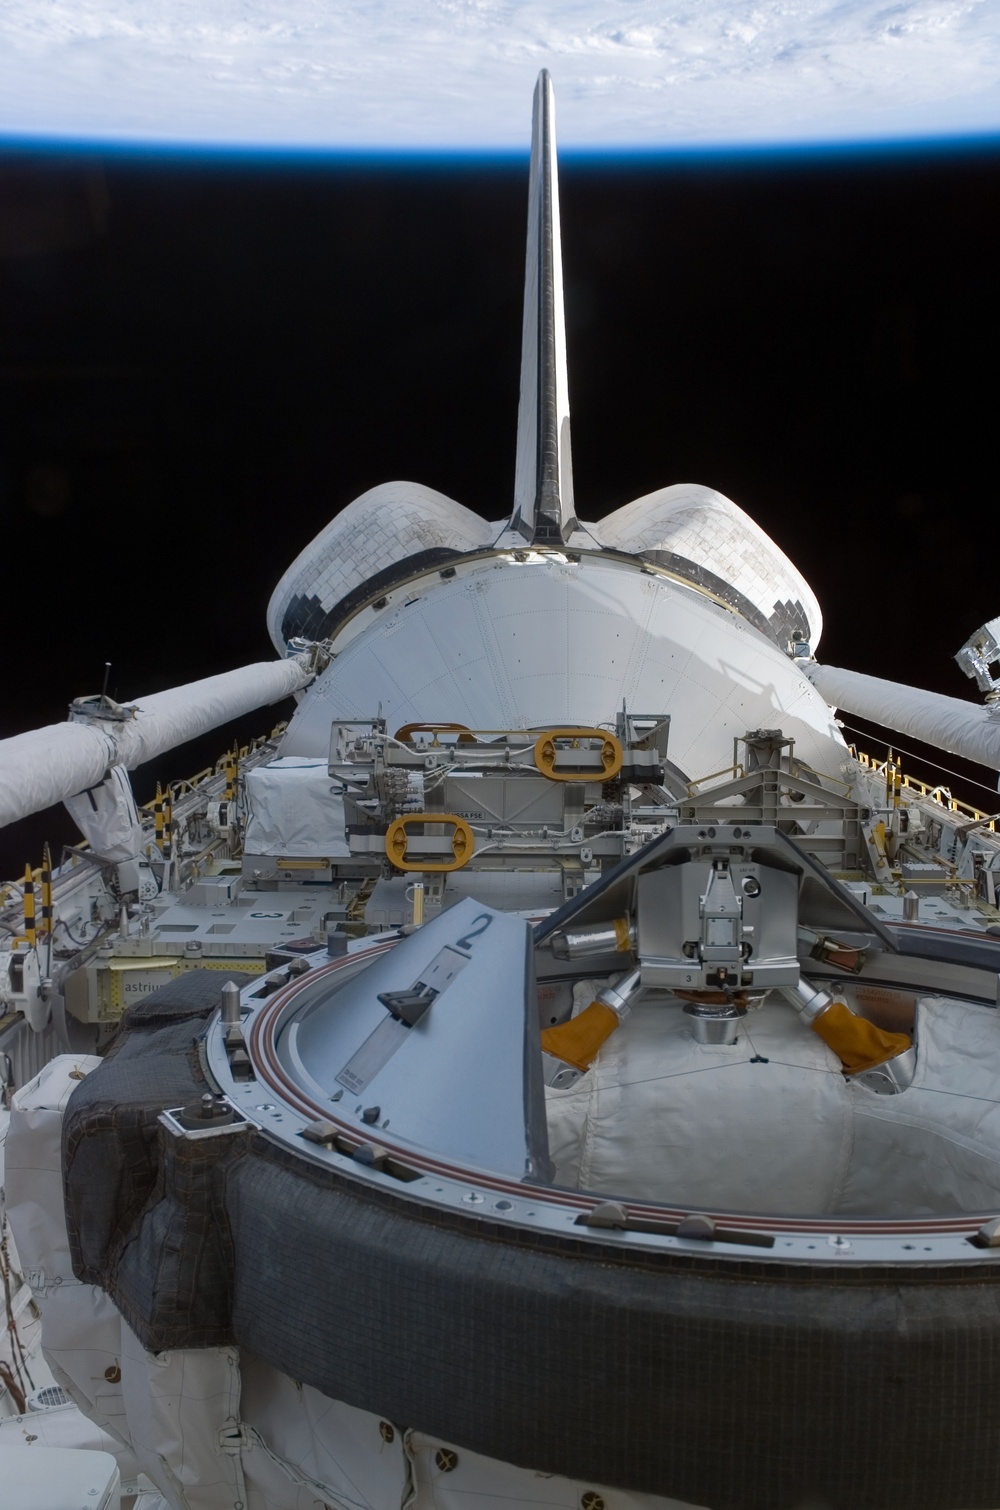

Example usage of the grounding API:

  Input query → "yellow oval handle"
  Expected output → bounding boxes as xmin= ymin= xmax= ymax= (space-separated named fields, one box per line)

xmin=394 ymin=722 xmax=475 ymax=745
xmin=533 ymin=728 xmax=623 ymax=782
xmin=384 ymin=814 xmax=475 ymax=873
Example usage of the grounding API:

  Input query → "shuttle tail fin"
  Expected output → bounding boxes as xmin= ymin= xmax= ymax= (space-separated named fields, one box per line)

xmin=510 ymin=70 xmax=578 ymax=545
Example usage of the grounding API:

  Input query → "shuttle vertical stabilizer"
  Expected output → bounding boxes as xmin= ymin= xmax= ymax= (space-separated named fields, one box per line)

xmin=511 ymin=69 xmax=577 ymax=545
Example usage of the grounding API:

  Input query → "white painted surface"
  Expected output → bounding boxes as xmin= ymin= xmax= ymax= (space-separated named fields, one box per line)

xmin=1 ymin=2 xmax=998 ymax=149
xmin=0 ymin=1446 xmax=119 ymax=1510
xmin=0 ymin=1402 xmax=138 ymax=1469
xmin=281 ymin=552 xmax=847 ymax=781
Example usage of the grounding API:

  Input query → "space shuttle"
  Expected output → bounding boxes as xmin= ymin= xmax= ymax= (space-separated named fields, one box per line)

xmin=2 ymin=70 xmax=1000 ymax=1510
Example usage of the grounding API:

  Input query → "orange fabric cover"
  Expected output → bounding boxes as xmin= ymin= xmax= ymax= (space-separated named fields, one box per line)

xmin=812 ymin=1001 xmax=911 ymax=1074
xmin=540 ymin=1001 xmax=621 ymax=1071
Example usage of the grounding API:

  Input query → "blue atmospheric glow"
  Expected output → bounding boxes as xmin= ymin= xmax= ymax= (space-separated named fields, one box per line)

xmin=2 ymin=133 xmax=1000 ymax=171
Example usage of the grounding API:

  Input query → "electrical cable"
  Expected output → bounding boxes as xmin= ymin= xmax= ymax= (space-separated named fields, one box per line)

xmin=842 ymin=721 xmax=1000 ymax=803
xmin=54 ymin=917 xmax=91 ymax=948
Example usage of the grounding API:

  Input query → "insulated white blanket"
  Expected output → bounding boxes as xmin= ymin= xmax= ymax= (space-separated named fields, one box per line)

xmin=806 ymin=661 xmax=1000 ymax=773
xmin=243 ymin=756 xmax=350 ymax=858
xmin=0 ymin=659 xmax=313 ymax=829
xmin=5 ymin=1058 xmax=696 ymax=1510
xmin=547 ymin=991 xmax=1000 ymax=1217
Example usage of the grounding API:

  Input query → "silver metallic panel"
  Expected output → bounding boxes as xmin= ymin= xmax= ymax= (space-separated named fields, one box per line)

xmin=269 ymin=898 xmax=547 ymax=1178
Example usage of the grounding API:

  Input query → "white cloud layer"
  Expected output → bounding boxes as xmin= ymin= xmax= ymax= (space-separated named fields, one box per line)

xmin=1 ymin=1 xmax=998 ymax=149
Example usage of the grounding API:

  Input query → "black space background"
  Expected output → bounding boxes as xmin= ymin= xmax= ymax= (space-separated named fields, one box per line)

xmin=1 ymin=144 xmax=998 ymax=876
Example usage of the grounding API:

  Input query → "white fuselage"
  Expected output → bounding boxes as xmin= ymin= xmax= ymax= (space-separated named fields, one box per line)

xmin=281 ymin=546 xmax=847 ymax=784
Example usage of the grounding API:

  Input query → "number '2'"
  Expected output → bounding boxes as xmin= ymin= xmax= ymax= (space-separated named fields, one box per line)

xmin=456 ymin=913 xmax=493 ymax=951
